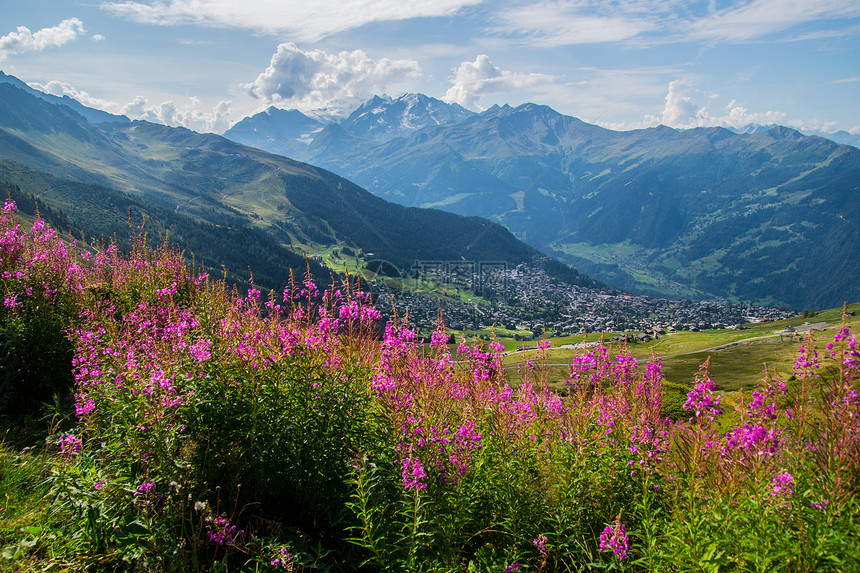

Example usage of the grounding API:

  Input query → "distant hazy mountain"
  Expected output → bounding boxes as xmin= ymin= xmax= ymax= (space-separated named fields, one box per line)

xmin=224 ymin=96 xmax=860 ymax=309
xmin=820 ymin=130 xmax=860 ymax=148
xmin=0 ymin=78 xmax=595 ymax=292
xmin=223 ymin=106 xmax=327 ymax=159
xmin=338 ymin=93 xmax=474 ymax=143
xmin=224 ymin=93 xmax=473 ymax=161
xmin=729 ymin=123 xmax=860 ymax=148
xmin=0 ymin=71 xmax=130 ymax=126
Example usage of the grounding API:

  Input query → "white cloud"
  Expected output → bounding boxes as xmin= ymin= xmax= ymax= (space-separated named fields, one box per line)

xmin=92 ymin=34 xmax=106 ymax=41
xmin=688 ymin=0 xmax=860 ymax=42
xmin=121 ymin=95 xmax=149 ymax=117
xmin=0 ymin=18 xmax=85 ymax=60
xmin=650 ymin=79 xmax=712 ymax=128
xmin=443 ymin=54 xmax=555 ymax=110
xmin=121 ymin=96 xmax=234 ymax=133
xmin=641 ymin=79 xmax=848 ymax=134
xmin=487 ymin=0 xmax=860 ymax=48
xmin=721 ymin=101 xmax=792 ymax=128
xmin=492 ymin=0 xmax=653 ymax=46
xmin=32 ymin=79 xmax=234 ymax=132
xmin=100 ymin=0 xmax=483 ymax=42
xmin=243 ymin=43 xmax=421 ymax=112
xmin=32 ymin=80 xmax=120 ymax=112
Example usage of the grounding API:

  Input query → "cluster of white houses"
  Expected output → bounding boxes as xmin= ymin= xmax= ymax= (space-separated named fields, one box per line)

xmin=370 ymin=261 xmax=793 ymax=338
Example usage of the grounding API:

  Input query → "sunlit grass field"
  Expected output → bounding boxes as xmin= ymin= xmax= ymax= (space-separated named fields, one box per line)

xmin=501 ymin=303 xmax=860 ymax=392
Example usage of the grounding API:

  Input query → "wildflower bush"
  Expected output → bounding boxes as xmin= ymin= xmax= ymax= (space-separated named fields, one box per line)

xmin=0 ymin=201 xmax=81 ymax=416
xmin=1 ymin=202 xmax=859 ymax=571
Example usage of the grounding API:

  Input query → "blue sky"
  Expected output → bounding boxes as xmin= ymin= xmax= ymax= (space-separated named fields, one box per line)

xmin=1 ymin=0 xmax=858 ymax=135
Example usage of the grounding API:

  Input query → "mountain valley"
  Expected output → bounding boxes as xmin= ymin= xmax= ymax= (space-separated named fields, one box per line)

xmin=225 ymin=94 xmax=860 ymax=310
xmin=1 ymin=72 xmax=856 ymax=334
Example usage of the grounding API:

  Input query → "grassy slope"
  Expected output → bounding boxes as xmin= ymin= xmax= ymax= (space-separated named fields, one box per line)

xmin=501 ymin=302 xmax=860 ymax=391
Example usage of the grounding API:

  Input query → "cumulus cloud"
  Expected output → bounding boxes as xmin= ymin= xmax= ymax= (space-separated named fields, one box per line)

xmin=121 ymin=96 xmax=234 ymax=133
xmin=32 ymin=79 xmax=233 ymax=133
xmin=443 ymin=54 xmax=555 ymax=111
xmin=641 ymin=79 xmax=851 ymax=134
xmin=0 ymin=18 xmax=85 ymax=60
xmin=101 ymin=0 xmax=482 ymax=42
xmin=243 ymin=43 xmax=421 ymax=112
xmin=31 ymin=80 xmax=119 ymax=112
xmin=649 ymin=79 xmax=712 ymax=129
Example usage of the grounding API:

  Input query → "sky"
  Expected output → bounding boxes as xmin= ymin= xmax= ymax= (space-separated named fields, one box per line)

xmin=1 ymin=0 xmax=858 ymax=136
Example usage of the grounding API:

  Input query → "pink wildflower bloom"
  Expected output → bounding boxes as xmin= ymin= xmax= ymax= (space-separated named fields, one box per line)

xmin=3 ymin=294 xmax=21 ymax=308
xmin=207 ymin=515 xmax=245 ymax=546
xmin=794 ymin=345 xmax=820 ymax=373
xmin=771 ymin=471 xmax=794 ymax=498
xmin=533 ymin=533 xmax=549 ymax=553
xmin=270 ymin=547 xmax=294 ymax=570
xmin=683 ymin=362 xmax=722 ymax=422
xmin=75 ymin=397 xmax=96 ymax=418
xmin=133 ymin=481 xmax=155 ymax=498
xmin=724 ymin=423 xmax=783 ymax=458
xmin=430 ymin=326 xmax=449 ymax=348
xmin=599 ymin=523 xmax=629 ymax=560
xmin=398 ymin=443 xmax=428 ymax=490
xmin=59 ymin=434 xmax=82 ymax=458
xmin=811 ymin=499 xmax=830 ymax=510
xmin=645 ymin=359 xmax=664 ymax=383
xmin=189 ymin=338 xmax=212 ymax=362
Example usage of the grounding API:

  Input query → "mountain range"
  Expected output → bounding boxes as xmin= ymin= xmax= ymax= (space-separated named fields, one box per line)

xmin=225 ymin=94 xmax=860 ymax=309
xmin=1 ymin=71 xmax=857 ymax=310
xmin=0 ymin=76 xmax=594 ymax=296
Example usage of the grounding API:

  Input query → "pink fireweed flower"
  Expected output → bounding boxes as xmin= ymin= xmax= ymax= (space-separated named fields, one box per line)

xmin=566 ymin=346 xmax=611 ymax=388
xmin=684 ymin=360 xmax=722 ymax=422
xmin=811 ymin=499 xmax=830 ymax=510
xmin=302 ymin=279 xmax=319 ymax=299
xmin=746 ymin=373 xmax=787 ymax=423
xmin=400 ymin=454 xmax=428 ymax=490
xmin=133 ymin=481 xmax=155 ymax=497
xmin=207 ymin=515 xmax=245 ymax=546
xmin=445 ymin=421 xmax=483 ymax=480
xmin=612 ymin=354 xmax=638 ymax=382
xmin=771 ymin=471 xmax=794 ymax=498
xmin=599 ymin=522 xmax=629 ymax=560
xmin=270 ymin=547 xmax=294 ymax=570
xmin=723 ymin=423 xmax=783 ymax=458
xmin=2 ymin=294 xmax=21 ymax=308
xmin=75 ymin=397 xmax=96 ymax=418
xmin=59 ymin=434 xmax=82 ymax=458
xmin=794 ymin=344 xmax=820 ymax=374
xmin=189 ymin=338 xmax=212 ymax=362
xmin=430 ymin=327 xmax=449 ymax=348
xmin=645 ymin=359 xmax=663 ymax=382
xmin=456 ymin=338 xmax=470 ymax=356
xmin=628 ymin=425 xmax=667 ymax=472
